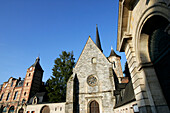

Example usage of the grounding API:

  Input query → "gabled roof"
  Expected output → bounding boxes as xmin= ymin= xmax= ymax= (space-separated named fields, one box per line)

xmin=114 ymin=80 xmax=136 ymax=108
xmin=74 ymin=36 xmax=110 ymax=68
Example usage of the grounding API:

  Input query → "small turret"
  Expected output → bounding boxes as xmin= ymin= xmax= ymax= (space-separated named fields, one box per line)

xmin=109 ymin=46 xmax=121 ymax=58
xmin=108 ymin=47 xmax=123 ymax=82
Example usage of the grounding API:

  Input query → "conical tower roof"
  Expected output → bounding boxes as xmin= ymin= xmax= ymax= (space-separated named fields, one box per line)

xmin=109 ymin=47 xmax=121 ymax=58
xmin=96 ymin=24 xmax=103 ymax=52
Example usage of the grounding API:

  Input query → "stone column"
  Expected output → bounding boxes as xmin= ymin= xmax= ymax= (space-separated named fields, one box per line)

xmin=124 ymin=40 xmax=154 ymax=113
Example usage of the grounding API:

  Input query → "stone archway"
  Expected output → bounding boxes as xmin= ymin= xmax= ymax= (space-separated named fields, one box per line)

xmin=40 ymin=106 xmax=50 ymax=113
xmin=2 ymin=107 xmax=7 ymax=113
xmin=89 ymin=100 xmax=99 ymax=113
xmin=18 ymin=108 xmax=24 ymax=113
xmin=148 ymin=19 xmax=170 ymax=108
xmin=136 ymin=14 xmax=170 ymax=111
xmin=8 ymin=106 xmax=14 ymax=113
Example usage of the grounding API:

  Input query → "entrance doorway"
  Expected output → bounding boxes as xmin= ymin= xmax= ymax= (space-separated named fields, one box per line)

xmin=8 ymin=106 xmax=14 ymax=113
xmin=89 ymin=100 xmax=99 ymax=113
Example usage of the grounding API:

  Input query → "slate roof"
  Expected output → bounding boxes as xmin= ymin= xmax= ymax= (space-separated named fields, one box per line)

xmin=31 ymin=57 xmax=43 ymax=71
xmin=16 ymin=80 xmax=24 ymax=87
xmin=109 ymin=48 xmax=121 ymax=58
xmin=114 ymin=80 xmax=136 ymax=108
xmin=28 ymin=92 xmax=47 ymax=104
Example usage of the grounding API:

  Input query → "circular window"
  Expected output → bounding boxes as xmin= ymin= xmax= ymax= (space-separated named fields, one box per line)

xmin=87 ymin=75 xmax=97 ymax=86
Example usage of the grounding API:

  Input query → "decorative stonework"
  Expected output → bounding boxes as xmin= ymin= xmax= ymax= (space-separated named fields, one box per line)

xmin=66 ymin=37 xmax=115 ymax=113
xmin=87 ymin=75 xmax=97 ymax=86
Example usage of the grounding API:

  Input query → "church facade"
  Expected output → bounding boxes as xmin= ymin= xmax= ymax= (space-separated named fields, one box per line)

xmin=0 ymin=0 xmax=169 ymax=112
xmin=65 ymin=26 xmax=135 ymax=113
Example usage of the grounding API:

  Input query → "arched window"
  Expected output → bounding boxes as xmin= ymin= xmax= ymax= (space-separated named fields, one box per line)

xmin=89 ymin=100 xmax=99 ymax=113
xmin=6 ymin=93 xmax=10 ymax=101
xmin=24 ymin=92 xmax=26 ymax=96
xmin=40 ymin=106 xmax=50 ymax=113
xmin=91 ymin=57 xmax=97 ymax=64
xmin=18 ymin=108 xmax=24 ymax=113
xmin=2 ymin=106 xmax=7 ymax=113
xmin=11 ymin=82 xmax=13 ymax=87
xmin=28 ymin=73 xmax=31 ymax=77
xmin=113 ymin=61 xmax=116 ymax=68
xmin=13 ymin=91 xmax=18 ymax=100
xmin=9 ymin=106 xmax=15 ymax=113
xmin=32 ymin=97 xmax=38 ymax=104
xmin=22 ymin=99 xmax=26 ymax=104
xmin=0 ymin=93 xmax=4 ymax=101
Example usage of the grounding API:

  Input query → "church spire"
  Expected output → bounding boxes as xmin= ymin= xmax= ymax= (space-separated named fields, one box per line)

xmin=96 ymin=24 xmax=103 ymax=52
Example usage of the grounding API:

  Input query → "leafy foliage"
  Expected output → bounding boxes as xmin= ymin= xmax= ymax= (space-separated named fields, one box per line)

xmin=45 ymin=51 xmax=75 ymax=102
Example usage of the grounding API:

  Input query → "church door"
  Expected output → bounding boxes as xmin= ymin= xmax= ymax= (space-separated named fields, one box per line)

xmin=90 ymin=101 xmax=99 ymax=113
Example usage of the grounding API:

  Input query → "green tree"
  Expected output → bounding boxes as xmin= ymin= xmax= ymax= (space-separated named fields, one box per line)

xmin=46 ymin=51 xmax=75 ymax=102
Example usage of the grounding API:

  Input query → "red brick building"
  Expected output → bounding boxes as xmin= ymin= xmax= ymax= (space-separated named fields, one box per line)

xmin=0 ymin=57 xmax=44 ymax=113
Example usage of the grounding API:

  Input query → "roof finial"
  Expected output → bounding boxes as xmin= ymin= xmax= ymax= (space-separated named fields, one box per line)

xmin=109 ymin=47 xmax=121 ymax=58
xmin=96 ymin=24 xmax=103 ymax=52
xmin=111 ymin=46 xmax=113 ymax=50
xmin=36 ymin=54 xmax=40 ymax=61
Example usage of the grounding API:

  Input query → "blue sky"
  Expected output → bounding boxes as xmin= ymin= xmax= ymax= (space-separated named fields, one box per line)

xmin=0 ymin=0 xmax=126 ymax=84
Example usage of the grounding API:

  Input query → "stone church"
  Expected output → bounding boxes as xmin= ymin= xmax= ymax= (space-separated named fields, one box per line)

xmin=65 ymin=25 xmax=134 ymax=113
xmin=0 ymin=0 xmax=169 ymax=112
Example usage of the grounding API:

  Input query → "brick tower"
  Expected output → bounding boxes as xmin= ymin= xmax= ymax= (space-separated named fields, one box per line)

xmin=20 ymin=57 xmax=44 ymax=104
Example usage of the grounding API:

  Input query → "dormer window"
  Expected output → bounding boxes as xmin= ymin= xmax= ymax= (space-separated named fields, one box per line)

xmin=18 ymin=81 xmax=21 ymax=86
xmin=22 ymin=99 xmax=26 ymax=104
xmin=32 ymin=97 xmax=37 ymax=104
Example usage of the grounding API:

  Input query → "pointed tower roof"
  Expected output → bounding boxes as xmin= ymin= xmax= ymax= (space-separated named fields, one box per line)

xmin=109 ymin=46 xmax=121 ymax=58
xmin=96 ymin=24 xmax=103 ymax=52
xmin=31 ymin=57 xmax=43 ymax=71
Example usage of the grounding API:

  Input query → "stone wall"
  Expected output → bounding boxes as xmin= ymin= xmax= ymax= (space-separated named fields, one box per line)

xmin=66 ymin=37 xmax=116 ymax=113
xmin=117 ymin=0 xmax=170 ymax=112
xmin=26 ymin=102 xmax=65 ymax=113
